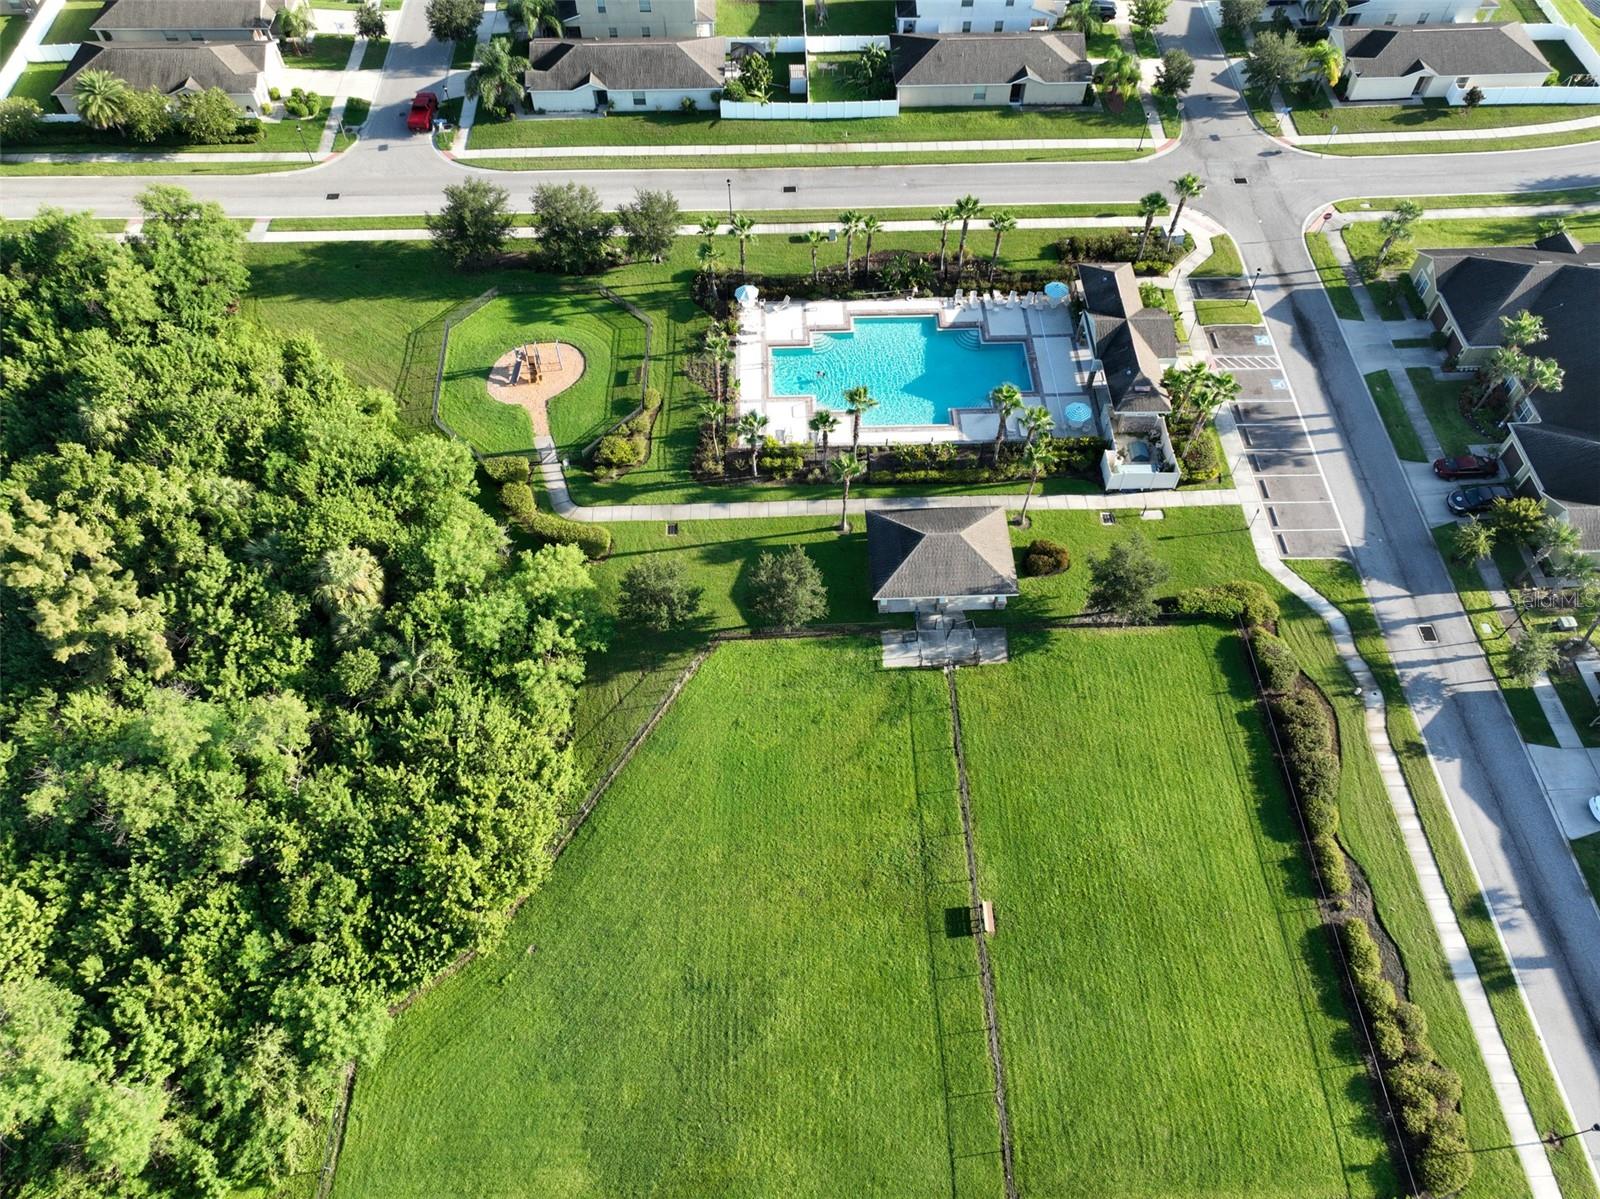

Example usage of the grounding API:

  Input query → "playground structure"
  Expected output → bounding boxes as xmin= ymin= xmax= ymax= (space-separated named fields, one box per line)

xmin=486 ymin=340 xmax=587 ymax=439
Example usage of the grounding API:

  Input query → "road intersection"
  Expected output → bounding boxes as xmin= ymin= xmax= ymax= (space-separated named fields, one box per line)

xmin=5 ymin=0 xmax=1599 ymax=1179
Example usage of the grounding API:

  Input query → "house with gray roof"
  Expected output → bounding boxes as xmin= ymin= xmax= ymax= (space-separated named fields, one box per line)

xmin=54 ymin=41 xmax=276 ymax=115
xmin=1331 ymin=23 xmax=1549 ymax=101
xmin=889 ymin=31 xmax=1092 ymax=107
xmin=867 ymin=507 xmax=1018 ymax=613
xmin=895 ymin=0 xmax=1066 ymax=35
xmin=1411 ymin=232 xmax=1600 ymax=552
xmin=554 ymin=0 xmax=714 ymax=40
xmin=524 ymin=37 xmax=725 ymax=112
xmin=89 ymin=0 xmax=281 ymax=43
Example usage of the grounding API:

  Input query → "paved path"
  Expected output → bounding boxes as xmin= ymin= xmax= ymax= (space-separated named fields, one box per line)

xmin=453 ymin=133 xmax=1167 ymax=157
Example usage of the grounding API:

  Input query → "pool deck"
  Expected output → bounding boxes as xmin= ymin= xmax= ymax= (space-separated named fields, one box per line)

xmin=735 ymin=295 xmax=1095 ymax=446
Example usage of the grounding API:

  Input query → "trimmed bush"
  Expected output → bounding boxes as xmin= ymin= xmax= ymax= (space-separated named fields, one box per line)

xmin=1180 ymin=430 xmax=1221 ymax=481
xmin=1174 ymin=580 xmax=1279 ymax=628
xmin=1311 ymin=834 xmax=1351 ymax=895
xmin=594 ymin=434 xmax=642 ymax=470
xmin=500 ymin=481 xmax=611 ymax=559
xmin=482 ymin=454 xmax=531 ymax=484
xmin=1251 ymin=628 xmax=1300 ymax=694
xmin=1371 ymin=1014 xmax=1406 ymax=1065
xmin=1022 ymin=538 xmax=1072 ymax=578
xmin=1395 ymin=1000 xmax=1431 ymax=1057
xmin=500 ymin=480 xmax=536 ymax=523
xmin=1416 ymin=1133 xmax=1475 ymax=1197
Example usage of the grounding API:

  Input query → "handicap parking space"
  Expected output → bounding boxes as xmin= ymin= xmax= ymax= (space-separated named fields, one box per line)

xmin=1206 ymin=325 xmax=1275 ymax=356
xmin=1224 ymin=369 xmax=1293 ymax=400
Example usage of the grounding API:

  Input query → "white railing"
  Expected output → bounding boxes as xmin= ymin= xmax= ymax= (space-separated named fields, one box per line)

xmin=1445 ymin=79 xmax=1600 ymax=104
xmin=0 ymin=0 xmax=67 ymax=99
xmin=1525 ymin=21 xmax=1600 ymax=74
xmin=27 ymin=41 xmax=76 ymax=61
xmin=726 ymin=35 xmax=807 ymax=53
xmin=802 ymin=33 xmax=891 ymax=51
xmin=718 ymin=97 xmax=899 ymax=118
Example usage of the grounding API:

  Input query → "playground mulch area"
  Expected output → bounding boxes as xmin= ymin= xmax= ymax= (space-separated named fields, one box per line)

xmin=486 ymin=341 xmax=585 ymax=440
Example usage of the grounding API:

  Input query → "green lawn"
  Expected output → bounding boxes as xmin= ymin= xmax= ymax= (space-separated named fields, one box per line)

xmin=1194 ymin=298 xmax=1262 ymax=325
xmin=41 ymin=0 xmax=102 ymax=42
xmin=1536 ymin=35 xmax=1589 ymax=80
xmin=1290 ymin=95 xmax=1600 ymax=136
xmin=0 ymin=13 xmax=29 ymax=65
xmin=1406 ymin=367 xmax=1480 ymax=458
xmin=451 ymin=37 xmax=476 ymax=69
xmin=466 ymin=102 xmax=1145 ymax=149
xmin=340 ymin=97 xmax=371 ymax=130
xmin=472 ymin=145 xmax=1151 ymax=170
xmin=11 ymin=93 xmax=334 ymax=155
xmin=1315 ymin=124 xmax=1600 ymax=155
xmin=440 ymin=289 xmax=649 ymax=456
xmin=1287 ymin=559 xmax=1593 ymax=1199
xmin=1344 ymin=211 xmax=1600 ymax=267
xmin=1548 ymin=0 xmax=1600 ymax=53
xmin=1576 ymin=835 xmax=1600 ymax=904
xmin=1428 ymin=525 xmax=1560 ymax=747
xmin=1304 ymin=231 xmax=1361 ymax=320
xmin=284 ymin=34 xmax=356 ymax=69
xmin=1335 ymin=186 xmax=1600 ymax=212
xmin=806 ymin=0 xmax=896 ymax=34
xmin=1362 ymin=369 xmax=1427 ymax=462
xmin=1191 ymin=233 xmax=1242 ymax=277
xmin=805 ymin=54 xmax=865 ymax=102
xmin=959 ymin=625 xmax=1392 ymax=1197
xmin=336 ymin=638 xmax=986 ymax=1198
xmin=717 ymin=0 xmax=804 ymax=35
xmin=8 ymin=61 xmax=68 ymax=112
xmin=359 ymin=37 xmax=390 ymax=69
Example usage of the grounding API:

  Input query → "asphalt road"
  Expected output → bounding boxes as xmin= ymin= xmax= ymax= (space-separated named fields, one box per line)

xmin=5 ymin=0 xmax=1600 ymax=1173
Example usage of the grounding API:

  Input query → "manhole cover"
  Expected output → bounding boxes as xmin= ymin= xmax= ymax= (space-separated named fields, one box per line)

xmin=1419 ymin=625 xmax=1439 ymax=644
xmin=325 ymin=193 xmax=340 ymax=200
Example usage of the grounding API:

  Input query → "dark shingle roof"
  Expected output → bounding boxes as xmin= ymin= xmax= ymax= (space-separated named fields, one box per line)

xmin=1508 ymin=421 xmax=1600 ymax=520
xmin=1078 ymin=262 xmax=1176 ymax=410
xmin=55 ymin=41 xmax=268 ymax=96
xmin=1422 ymin=234 xmax=1600 ymax=393
xmin=90 ymin=0 xmax=279 ymax=32
xmin=1340 ymin=22 xmax=1547 ymax=79
xmin=524 ymin=38 xmax=725 ymax=93
xmin=867 ymin=508 xmax=1018 ymax=601
xmin=890 ymin=32 xmax=1091 ymax=87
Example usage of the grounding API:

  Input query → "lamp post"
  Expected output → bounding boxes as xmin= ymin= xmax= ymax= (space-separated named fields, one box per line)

xmin=1245 ymin=266 xmax=1263 ymax=307
xmin=725 ymin=177 xmax=734 ymax=220
xmin=1545 ymin=1123 xmax=1600 ymax=1148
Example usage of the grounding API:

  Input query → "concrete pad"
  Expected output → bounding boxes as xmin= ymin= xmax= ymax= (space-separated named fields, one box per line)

xmin=1256 ymin=474 xmax=1332 ymax=503
xmin=1276 ymin=529 xmax=1348 ymax=558
xmin=1267 ymin=501 xmax=1342 ymax=531
xmin=1207 ymin=325 xmax=1276 ymax=354
xmin=1239 ymin=423 xmax=1314 ymax=454
xmin=1247 ymin=447 xmax=1321 ymax=474
xmin=1234 ymin=399 xmax=1300 ymax=424
xmin=1226 ymin=369 xmax=1293 ymax=399
xmin=1525 ymin=746 xmax=1600 ymax=837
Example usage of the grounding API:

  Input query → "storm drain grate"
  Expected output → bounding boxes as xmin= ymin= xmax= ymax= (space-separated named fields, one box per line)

xmin=325 ymin=193 xmax=340 ymax=200
xmin=1419 ymin=625 xmax=1439 ymax=644
xmin=665 ymin=522 xmax=679 ymax=536
xmin=1099 ymin=512 xmax=1115 ymax=525
xmin=1232 ymin=176 xmax=1247 ymax=185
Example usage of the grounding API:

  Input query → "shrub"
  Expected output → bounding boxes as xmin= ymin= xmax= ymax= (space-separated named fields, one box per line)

xmin=1311 ymin=834 xmax=1351 ymax=895
xmin=1342 ymin=918 xmax=1381 ymax=977
xmin=679 ymin=94 xmax=699 ymax=112
xmin=1251 ymin=628 xmax=1300 ymax=694
xmin=0 ymin=97 xmax=44 ymax=144
xmin=594 ymin=434 xmax=642 ymax=469
xmin=756 ymin=441 xmax=805 ymax=478
xmin=1022 ymin=539 xmax=1072 ymax=578
xmin=1416 ymin=1133 xmax=1475 ymax=1197
xmin=1175 ymin=580 xmax=1279 ymax=628
xmin=1181 ymin=431 xmax=1221 ymax=481
xmin=500 ymin=480 xmax=537 ymax=523
xmin=1394 ymin=1000 xmax=1430 ymax=1056
xmin=617 ymin=558 xmax=703 ymax=632
xmin=333 ymin=646 xmax=381 ymax=697
xmin=500 ymin=481 xmax=610 ymax=558
xmin=482 ymin=454 xmax=531 ymax=484
xmin=747 ymin=545 xmax=827 ymax=629
xmin=1290 ymin=748 xmax=1339 ymax=810
xmin=1371 ymin=1014 xmax=1406 ymax=1064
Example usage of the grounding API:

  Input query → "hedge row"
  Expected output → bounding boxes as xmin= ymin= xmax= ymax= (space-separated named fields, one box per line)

xmin=1174 ymin=579 xmax=1280 ymax=629
xmin=1343 ymin=921 xmax=1476 ymax=1196
xmin=499 ymin=481 xmax=611 ymax=560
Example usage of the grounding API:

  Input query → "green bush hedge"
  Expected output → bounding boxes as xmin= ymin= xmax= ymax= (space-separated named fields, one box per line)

xmin=482 ymin=454 xmax=532 ymax=484
xmin=499 ymin=481 xmax=611 ymax=559
xmin=1021 ymin=538 xmax=1072 ymax=578
xmin=1251 ymin=628 xmax=1300 ymax=695
xmin=1175 ymin=579 xmax=1280 ymax=628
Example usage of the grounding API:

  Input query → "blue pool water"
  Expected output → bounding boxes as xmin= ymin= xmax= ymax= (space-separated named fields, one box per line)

xmin=770 ymin=316 xmax=1032 ymax=426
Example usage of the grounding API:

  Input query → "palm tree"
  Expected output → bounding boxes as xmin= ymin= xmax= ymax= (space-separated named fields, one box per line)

xmin=385 ymin=638 xmax=446 ymax=698
xmin=990 ymin=382 xmax=1023 ymax=450
xmin=952 ymin=194 xmax=983 ymax=278
xmin=703 ymin=326 xmax=731 ymax=405
xmin=987 ymin=209 xmax=1016 ymax=283
xmin=1179 ymin=370 xmax=1240 ymax=458
xmin=1305 ymin=40 xmax=1343 ymax=89
xmin=466 ymin=38 xmax=529 ymax=114
xmin=1059 ymin=0 xmax=1101 ymax=37
xmin=277 ymin=2 xmax=312 ymax=54
xmin=1167 ymin=174 xmax=1203 ymax=243
xmin=804 ymin=229 xmax=826 ymax=284
xmin=831 ymin=453 xmax=865 ymax=532
xmin=933 ymin=206 xmax=956 ymax=280
xmin=1098 ymin=46 xmax=1142 ymax=106
xmin=845 ymin=386 xmax=878 ymax=452
xmin=1309 ymin=0 xmax=1347 ymax=24
xmin=314 ymin=545 xmax=384 ymax=618
xmin=728 ymin=214 xmax=756 ymax=276
xmin=1375 ymin=199 xmax=1423 ymax=264
xmin=506 ymin=0 xmax=563 ymax=36
xmin=1523 ymin=356 xmax=1564 ymax=401
xmin=1136 ymin=191 xmax=1170 ymax=261
xmin=1499 ymin=309 xmax=1546 ymax=350
xmin=1016 ymin=442 xmax=1059 ymax=527
xmin=859 ymin=214 xmax=883 ymax=274
xmin=1475 ymin=346 xmax=1529 ymax=410
xmin=1452 ymin=517 xmax=1496 ymax=565
xmin=1534 ymin=516 xmax=1582 ymax=566
xmin=839 ymin=210 xmax=863 ymax=280
xmin=73 ymin=70 xmax=129 ymax=130
xmin=1021 ymin=405 xmax=1054 ymax=448
xmin=698 ymin=241 xmax=722 ymax=296
xmin=1538 ymin=215 xmax=1569 ymax=239
xmin=697 ymin=397 xmax=725 ymax=457
xmin=697 ymin=216 xmax=720 ymax=244
xmin=736 ymin=410 xmax=769 ymax=478
xmin=809 ymin=409 xmax=839 ymax=460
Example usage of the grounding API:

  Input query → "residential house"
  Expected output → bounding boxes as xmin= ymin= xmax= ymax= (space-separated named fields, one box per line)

xmin=889 ymin=31 xmax=1092 ymax=106
xmin=1270 ymin=0 xmax=1481 ymax=27
xmin=1332 ymin=22 xmax=1549 ymax=101
xmin=88 ymin=0 xmax=281 ymax=43
xmin=54 ymin=41 xmax=278 ymax=114
xmin=1411 ymin=232 xmax=1600 ymax=552
xmin=554 ymin=0 xmax=713 ymax=40
xmin=866 ymin=508 xmax=1019 ymax=614
xmin=524 ymin=37 xmax=724 ymax=110
xmin=894 ymin=0 xmax=1066 ymax=35
xmin=1075 ymin=261 xmax=1182 ymax=490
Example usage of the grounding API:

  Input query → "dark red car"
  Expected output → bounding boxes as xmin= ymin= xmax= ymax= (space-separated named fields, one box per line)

xmin=406 ymin=91 xmax=438 ymax=133
xmin=1432 ymin=454 xmax=1499 ymax=480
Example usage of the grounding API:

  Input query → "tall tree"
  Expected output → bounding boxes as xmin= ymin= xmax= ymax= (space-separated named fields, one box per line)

xmin=952 ymin=194 xmax=983 ymax=278
xmin=1130 ymin=0 xmax=1170 ymax=32
xmin=1167 ymin=174 xmax=1203 ymax=242
xmin=1021 ymin=405 xmax=1055 ymax=447
xmin=506 ymin=0 xmax=564 ymax=36
xmin=830 ymin=453 xmax=865 ymax=531
xmin=1375 ymin=198 xmax=1423 ymax=263
xmin=1155 ymin=48 xmax=1194 ymax=98
xmin=1499 ymin=309 xmax=1546 ymax=350
xmin=990 ymin=382 xmax=1023 ymax=449
xmin=933 ymin=206 xmax=956 ymax=279
xmin=1304 ymin=39 xmax=1343 ymax=88
xmin=1136 ymin=190 xmax=1170 ymax=260
xmin=860 ymin=213 xmax=883 ymax=272
xmin=72 ymin=69 xmax=129 ymax=130
xmin=845 ymin=386 xmax=878 ymax=452
xmin=1087 ymin=533 xmax=1171 ymax=623
xmin=809 ymin=408 xmax=839 ymax=460
xmin=466 ymin=37 xmax=530 ymax=114
xmin=728 ymin=213 xmax=757 ymax=276
xmin=427 ymin=178 xmax=514 ymax=270
xmin=1016 ymin=442 xmax=1059 ymax=527
xmin=1243 ymin=30 xmax=1306 ymax=96
xmin=839 ymin=209 xmax=864 ymax=279
xmin=736 ymin=410 xmax=769 ymax=477
xmin=987 ymin=209 xmax=1017 ymax=283
xmin=277 ymin=0 xmax=312 ymax=50
xmin=1060 ymin=0 xmax=1102 ymax=36
xmin=616 ymin=187 xmax=679 ymax=263
xmin=530 ymin=182 xmax=613 ymax=274
xmin=805 ymin=228 xmax=826 ymax=283
xmin=355 ymin=1 xmax=387 ymax=38
xmin=425 ymin=0 xmax=482 ymax=43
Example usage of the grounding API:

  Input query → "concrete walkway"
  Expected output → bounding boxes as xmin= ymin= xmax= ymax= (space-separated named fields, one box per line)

xmin=1216 ymin=404 xmax=1565 ymax=1199
xmin=1278 ymin=108 xmax=1600 ymax=146
xmin=454 ymin=133 xmax=1163 ymax=158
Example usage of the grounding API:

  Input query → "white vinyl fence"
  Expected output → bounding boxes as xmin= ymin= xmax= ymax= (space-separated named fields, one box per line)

xmin=0 ymin=0 xmax=66 ymax=100
xmin=719 ymin=97 xmax=899 ymax=118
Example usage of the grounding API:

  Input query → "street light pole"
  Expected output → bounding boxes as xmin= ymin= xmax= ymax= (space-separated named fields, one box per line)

xmin=1246 ymin=266 xmax=1263 ymax=306
xmin=726 ymin=177 xmax=734 ymax=220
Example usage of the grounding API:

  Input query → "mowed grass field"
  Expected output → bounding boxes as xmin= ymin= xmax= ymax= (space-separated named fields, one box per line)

xmin=958 ymin=626 xmax=1393 ymax=1197
xmin=335 ymin=639 xmax=985 ymax=1198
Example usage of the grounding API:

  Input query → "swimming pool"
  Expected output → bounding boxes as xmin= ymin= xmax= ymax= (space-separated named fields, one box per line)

xmin=770 ymin=316 xmax=1032 ymax=426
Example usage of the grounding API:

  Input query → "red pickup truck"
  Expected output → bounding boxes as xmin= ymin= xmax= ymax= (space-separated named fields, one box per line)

xmin=406 ymin=91 xmax=438 ymax=133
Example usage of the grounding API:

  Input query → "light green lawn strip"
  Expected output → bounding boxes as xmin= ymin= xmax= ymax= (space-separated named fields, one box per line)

xmin=1304 ymin=232 xmax=1362 ymax=320
xmin=284 ymin=35 xmax=355 ymax=69
xmin=466 ymin=103 xmax=1145 ymax=149
xmin=959 ymin=624 xmax=1392 ymax=1198
xmin=717 ymin=0 xmax=804 ymax=34
xmin=1498 ymin=0 xmax=1550 ymax=19
xmin=1192 ymin=233 xmax=1243 ymax=277
xmin=0 ymin=13 xmax=29 ymax=65
xmin=1290 ymin=95 xmax=1600 ymax=136
xmin=42 ymin=0 xmax=102 ymax=42
xmin=1344 ymin=211 xmax=1600 ymax=261
xmin=1575 ymin=835 xmax=1600 ymax=904
xmin=339 ymin=97 xmax=370 ymax=130
xmin=1287 ymin=559 xmax=1595 ymax=1199
xmin=1427 ymin=525 xmax=1560 ymax=747
xmin=8 ymin=61 xmax=69 ymax=111
xmin=806 ymin=0 xmax=896 ymax=35
xmin=1362 ymin=370 xmax=1427 ymax=462
xmin=470 ymin=146 xmax=1150 ymax=169
xmin=1314 ymin=125 xmax=1600 ymax=155
xmin=359 ymin=38 xmax=389 ymax=69
xmin=336 ymin=639 xmax=974 ymax=1199
xmin=1548 ymin=0 xmax=1600 ymax=53
xmin=1364 ymin=277 xmax=1406 ymax=321
xmin=1155 ymin=95 xmax=1181 ymax=138
xmin=1405 ymin=367 xmax=1480 ymax=458
xmin=1194 ymin=298 xmax=1262 ymax=326
xmin=1334 ymin=186 xmax=1600 ymax=212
